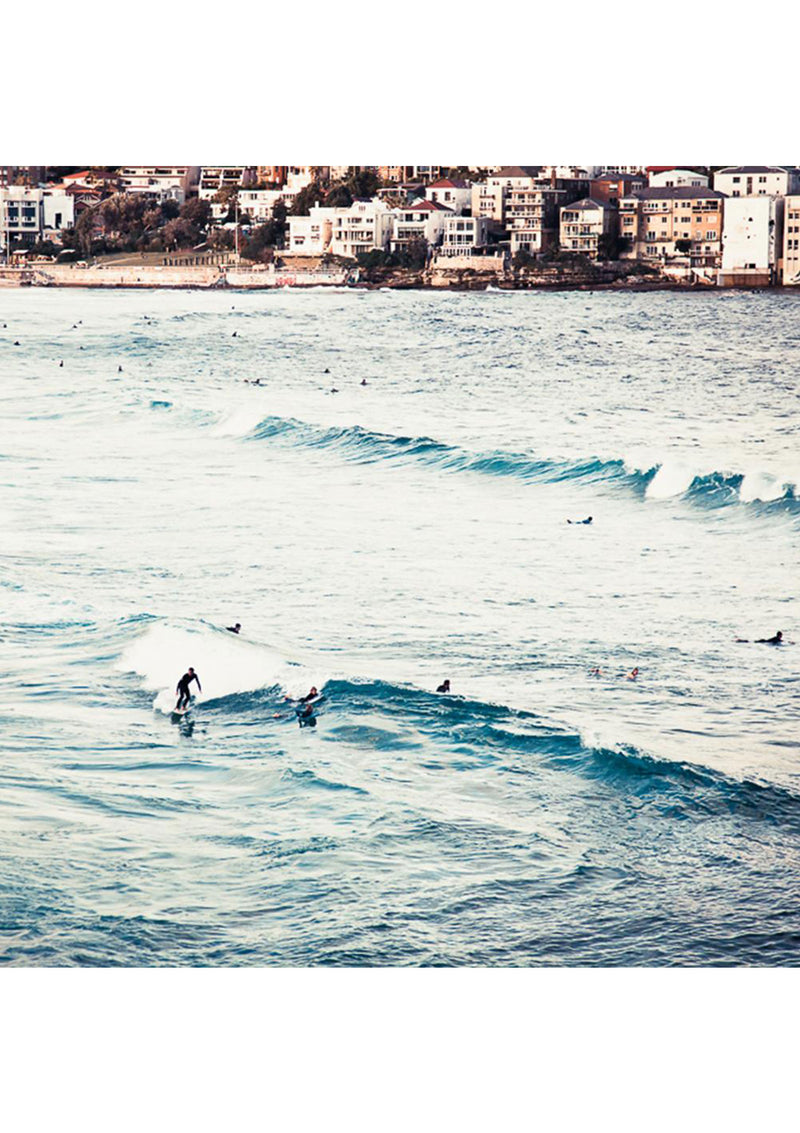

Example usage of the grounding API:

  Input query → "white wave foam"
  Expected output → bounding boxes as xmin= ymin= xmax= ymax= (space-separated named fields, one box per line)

xmin=739 ymin=471 xmax=793 ymax=503
xmin=210 ymin=405 xmax=269 ymax=438
xmin=116 ymin=622 xmax=317 ymax=712
xmin=645 ymin=462 xmax=698 ymax=500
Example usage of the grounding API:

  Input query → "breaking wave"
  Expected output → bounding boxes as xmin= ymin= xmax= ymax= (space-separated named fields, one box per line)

xmin=247 ymin=415 xmax=800 ymax=513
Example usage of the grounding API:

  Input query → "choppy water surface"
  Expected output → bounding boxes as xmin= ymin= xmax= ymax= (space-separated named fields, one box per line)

xmin=1 ymin=287 xmax=798 ymax=966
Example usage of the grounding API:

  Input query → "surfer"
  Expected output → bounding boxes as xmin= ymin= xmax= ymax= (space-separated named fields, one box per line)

xmin=736 ymin=631 xmax=784 ymax=645
xmin=298 ymin=687 xmax=318 ymax=703
xmin=589 ymin=667 xmax=603 ymax=677
xmin=567 ymin=516 xmax=593 ymax=525
xmin=626 ymin=667 xmax=639 ymax=681
xmin=226 ymin=623 xmax=242 ymax=634
xmin=436 ymin=679 xmax=451 ymax=693
xmin=360 ymin=378 xmax=368 ymax=386
xmin=176 ymin=667 xmax=201 ymax=710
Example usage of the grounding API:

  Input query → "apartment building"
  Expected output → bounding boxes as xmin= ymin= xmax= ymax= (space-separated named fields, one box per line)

xmin=559 ymin=198 xmax=613 ymax=259
xmin=590 ymin=173 xmax=645 ymax=205
xmin=440 ymin=215 xmax=489 ymax=256
xmin=118 ymin=167 xmax=199 ymax=197
xmin=330 ymin=199 xmax=393 ymax=259
xmin=506 ymin=173 xmax=585 ymax=255
xmin=287 ymin=206 xmax=336 ymax=255
xmin=648 ymin=169 xmax=709 ymax=189
xmin=719 ymin=195 xmax=784 ymax=286
xmin=198 ymin=167 xmax=251 ymax=201
xmin=713 ymin=166 xmax=800 ymax=198
xmin=390 ymin=200 xmax=452 ymax=253
xmin=618 ymin=187 xmax=725 ymax=268
xmin=425 ymin=179 xmax=472 ymax=214
xmin=782 ymin=196 xmax=800 ymax=284
xmin=1 ymin=186 xmax=75 ymax=252
xmin=237 ymin=189 xmax=284 ymax=222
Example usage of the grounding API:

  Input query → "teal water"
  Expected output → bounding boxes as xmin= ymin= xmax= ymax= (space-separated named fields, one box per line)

xmin=1 ymin=286 xmax=799 ymax=965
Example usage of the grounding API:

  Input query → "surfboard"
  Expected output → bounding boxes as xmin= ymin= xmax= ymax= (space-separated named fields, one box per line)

xmin=171 ymin=706 xmax=190 ymax=720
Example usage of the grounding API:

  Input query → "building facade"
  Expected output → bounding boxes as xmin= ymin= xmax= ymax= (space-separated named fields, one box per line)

xmin=330 ymin=200 xmax=393 ymax=259
xmin=782 ymin=195 xmax=800 ymax=284
xmin=713 ymin=166 xmax=799 ymax=198
xmin=439 ymin=215 xmax=489 ymax=255
xmin=390 ymin=200 xmax=452 ymax=253
xmin=559 ymin=198 xmax=613 ymax=259
xmin=719 ymin=195 xmax=784 ymax=286
xmin=287 ymin=206 xmax=336 ymax=255
xmin=648 ymin=169 xmax=709 ymax=189
xmin=425 ymin=179 xmax=472 ymax=214
xmin=1 ymin=186 xmax=75 ymax=252
xmin=618 ymin=187 xmax=725 ymax=269
xmin=590 ymin=174 xmax=645 ymax=205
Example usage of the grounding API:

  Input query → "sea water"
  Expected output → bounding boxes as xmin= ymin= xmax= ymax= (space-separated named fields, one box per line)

xmin=1 ymin=286 xmax=798 ymax=966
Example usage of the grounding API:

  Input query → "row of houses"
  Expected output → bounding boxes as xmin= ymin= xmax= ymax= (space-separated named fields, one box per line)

xmin=2 ymin=165 xmax=800 ymax=284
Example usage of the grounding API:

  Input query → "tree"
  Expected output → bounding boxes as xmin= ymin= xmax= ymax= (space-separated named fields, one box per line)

xmin=180 ymin=198 xmax=212 ymax=229
xmin=291 ymin=182 xmax=325 ymax=216
xmin=163 ymin=217 xmax=200 ymax=251
xmin=325 ymin=183 xmax=353 ymax=208
xmin=346 ymin=168 xmax=381 ymax=200
xmin=597 ymin=232 xmax=621 ymax=261
xmin=513 ymin=248 xmax=536 ymax=270
xmin=675 ymin=238 xmax=692 ymax=254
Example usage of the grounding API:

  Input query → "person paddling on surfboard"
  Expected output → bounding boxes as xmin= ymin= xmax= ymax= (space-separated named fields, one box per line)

xmin=176 ymin=667 xmax=201 ymax=711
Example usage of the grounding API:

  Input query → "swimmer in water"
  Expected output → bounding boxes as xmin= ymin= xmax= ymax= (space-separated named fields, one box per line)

xmin=736 ymin=631 xmax=785 ymax=645
xmin=567 ymin=517 xmax=593 ymax=525
xmin=226 ymin=623 xmax=241 ymax=634
xmin=626 ymin=667 xmax=639 ymax=681
xmin=360 ymin=378 xmax=368 ymax=386
xmin=589 ymin=667 xmax=603 ymax=677
xmin=436 ymin=679 xmax=451 ymax=693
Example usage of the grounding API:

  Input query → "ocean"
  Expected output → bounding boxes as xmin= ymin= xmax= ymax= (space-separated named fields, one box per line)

xmin=1 ymin=285 xmax=798 ymax=966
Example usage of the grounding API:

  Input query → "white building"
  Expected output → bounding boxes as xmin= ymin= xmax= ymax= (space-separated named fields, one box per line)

xmin=425 ymin=179 xmax=472 ymax=214
xmin=719 ymin=195 xmax=784 ymax=286
xmin=237 ymin=189 xmax=284 ymax=222
xmin=118 ymin=167 xmax=199 ymax=196
xmin=287 ymin=206 xmax=336 ymax=255
xmin=390 ymin=199 xmax=452 ymax=253
xmin=1 ymin=186 xmax=74 ymax=252
xmin=330 ymin=199 xmax=393 ymax=259
xmin=440 ymin=215 xmax=489 ymax=255
xmin=198 ymin=167 xmax=251 ymax=201
xmin=649 ymin=169 xmax=709 ymax=189
xmin=782 ymin=196 xmax=800 ymax=284
xmin=559 ymin=198 xmax=613 ymax=259
xmin=713 ymin=166 xmax=799 ymax=198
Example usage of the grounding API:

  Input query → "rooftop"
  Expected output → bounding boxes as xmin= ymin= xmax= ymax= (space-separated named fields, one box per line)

xmin=625 ymin=187 xmax=726 ymax=201
xmin=561 ymin=197 xmax=608 ymax=212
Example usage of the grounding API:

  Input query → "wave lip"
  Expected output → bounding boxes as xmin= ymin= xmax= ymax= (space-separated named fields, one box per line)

xmin=247 ymin=414 xmax=800 ymax=514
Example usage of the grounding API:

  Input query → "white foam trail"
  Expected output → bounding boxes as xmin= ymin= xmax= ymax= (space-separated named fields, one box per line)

xmin=739 ymin=471 xmax=791 ymax=503
xmin=210 ymin=405 xmax=268 ymax=438
xmin=645 ymin=462 xmax=698 ymax=500
xmin=117 ymin=622 xmax=318 ymax=712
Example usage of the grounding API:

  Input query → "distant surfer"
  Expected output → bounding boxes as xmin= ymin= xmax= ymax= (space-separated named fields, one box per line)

xmin=298 ymin=687 xmax=318 ymax=702
xmin=567 ymin=516 xmax=593 ymax=525
xmin=436 ymin=679 xmax=451 ymax=693
xmin=360 ymin=378 xmax=368 ymax=386
xmin=176 ymin=667 xmax=201 ymax=710
xmin=756 ymin=631 xmax=784 ymax=645
xmin=626 ymin=667 xmax=639 ymax=681
xmin=589 ymin=667 xmax=603 ymax=677
xmin=226 ymin=623 xmax=242 ymax=634
xmin=736 ymin=631 xmax=784 ymax=645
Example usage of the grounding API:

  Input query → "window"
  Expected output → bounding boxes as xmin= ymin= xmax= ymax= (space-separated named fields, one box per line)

xmin=733 ymin=176 xmax=740 ymax=183
xmin=759 ymin=176 xmax=766 ymax=183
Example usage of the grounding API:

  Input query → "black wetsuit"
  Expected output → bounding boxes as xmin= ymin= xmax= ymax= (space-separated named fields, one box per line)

xmin=226 ymin=626 xmax=240 ymax=634
xmin=436 ymin=682 xmax=450 ymax=693
xmin=176 ymin=671 xmax=201 ymax=709
xmin=756 ymin=634 xmax=783 ymax=645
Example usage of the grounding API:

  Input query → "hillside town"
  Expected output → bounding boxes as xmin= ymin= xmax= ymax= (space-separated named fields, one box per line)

xmin=2 ymin=164 xmax=800 ymax=289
